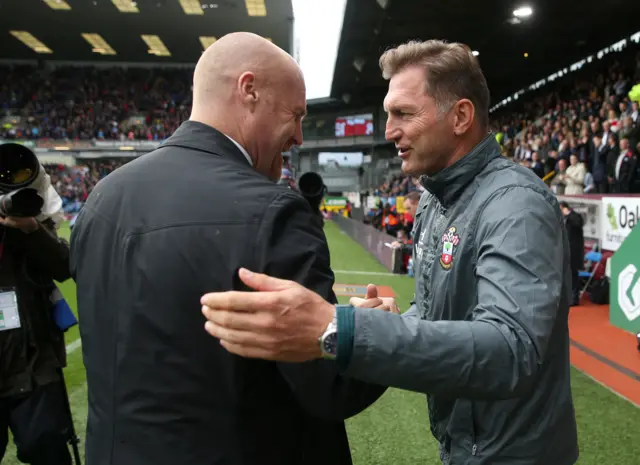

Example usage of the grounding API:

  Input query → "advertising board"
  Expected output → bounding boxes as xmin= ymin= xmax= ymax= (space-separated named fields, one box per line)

xmin=600 ymin=196 xmax=640 ymax=252
xmin=332 ymin=215 xmax=402 ymax=273
xmin=557 ymin=195 xmax=601 ymax=244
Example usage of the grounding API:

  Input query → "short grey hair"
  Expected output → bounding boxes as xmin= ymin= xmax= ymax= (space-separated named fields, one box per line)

xmin=379 ymin=39 xmax=490 ymax=128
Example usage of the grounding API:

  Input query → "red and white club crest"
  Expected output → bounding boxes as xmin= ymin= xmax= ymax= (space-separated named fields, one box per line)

xmin=439 ymin=226 xmax=460 ymax=270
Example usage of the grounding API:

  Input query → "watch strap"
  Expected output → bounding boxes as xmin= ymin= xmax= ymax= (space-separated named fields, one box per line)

xmin=335 ymin=304 xmax=355 ymax=369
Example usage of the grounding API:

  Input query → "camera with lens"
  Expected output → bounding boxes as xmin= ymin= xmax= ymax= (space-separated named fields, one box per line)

xmin=0 ymin=143 xmax=45 ymax=218
xmin=298 ymin=172 xmax=327 ymax=216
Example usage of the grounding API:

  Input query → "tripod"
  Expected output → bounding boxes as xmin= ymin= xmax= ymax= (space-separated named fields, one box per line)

xmin=57 ymin=367 xmax=82 ymax=465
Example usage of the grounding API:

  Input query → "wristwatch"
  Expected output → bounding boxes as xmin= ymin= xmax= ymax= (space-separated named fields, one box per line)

xmin=319 ymin=311 xmax=338 ymax=360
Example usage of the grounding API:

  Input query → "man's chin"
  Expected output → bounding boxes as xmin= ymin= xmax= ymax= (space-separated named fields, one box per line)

xmin=400 ymin=160 xmax=421 ymax=177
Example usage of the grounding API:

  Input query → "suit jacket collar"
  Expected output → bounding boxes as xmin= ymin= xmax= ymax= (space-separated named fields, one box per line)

xmin=161 ymin=120 xmax=252 ymax=168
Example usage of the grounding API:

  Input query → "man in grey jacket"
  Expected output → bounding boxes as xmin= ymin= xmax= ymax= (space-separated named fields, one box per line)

xmin=200 ymin=39 xmax=579 ymax=465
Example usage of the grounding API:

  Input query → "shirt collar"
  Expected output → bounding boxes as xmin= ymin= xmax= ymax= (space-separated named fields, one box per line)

xmin=224 ymin=135 xmax=253 ymax=167
xmin=161 ymin=121 xmax=253 ymax=169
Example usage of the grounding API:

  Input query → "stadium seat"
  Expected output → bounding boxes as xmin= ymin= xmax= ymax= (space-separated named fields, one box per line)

xmin=579 ymin=251 xmax=603 ymax=299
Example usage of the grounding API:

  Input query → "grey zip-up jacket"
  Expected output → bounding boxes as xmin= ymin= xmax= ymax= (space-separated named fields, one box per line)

xmin=340 ymin=135 xmax=579 ymax=464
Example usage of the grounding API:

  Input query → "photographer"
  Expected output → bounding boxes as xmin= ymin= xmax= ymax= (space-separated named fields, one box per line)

xmin=0 ymin=144 xmax=73 ymax=465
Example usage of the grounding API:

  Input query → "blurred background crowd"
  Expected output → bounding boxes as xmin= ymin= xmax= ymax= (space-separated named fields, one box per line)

xmin=0 ymin=66 xmax=191 ymax=141
xmin=1 ymin=46 xmax=639 ymax=233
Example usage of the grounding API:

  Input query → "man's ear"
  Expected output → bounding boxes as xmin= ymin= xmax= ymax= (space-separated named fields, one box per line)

xmin=238 ymin=71 xmax=258 ymax=107
xmin=452 ymin=99 xmax=475 ymax=136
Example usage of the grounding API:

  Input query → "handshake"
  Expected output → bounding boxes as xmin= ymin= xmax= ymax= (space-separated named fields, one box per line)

xmin=350 ymin=284 xmax=400 ymax=314
xmin=200 ymin=268 xmax=401 ymax=362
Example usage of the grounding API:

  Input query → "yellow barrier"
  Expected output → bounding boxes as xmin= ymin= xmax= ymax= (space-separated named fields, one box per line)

xmin=542 ymin=170 xmax=556 ymax=183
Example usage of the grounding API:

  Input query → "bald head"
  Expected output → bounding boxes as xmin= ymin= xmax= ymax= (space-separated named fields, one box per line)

xmin=193 ymin=32 xmax=301 ymax=108
xmin=190 ymin=32 xmax=307 ymax=183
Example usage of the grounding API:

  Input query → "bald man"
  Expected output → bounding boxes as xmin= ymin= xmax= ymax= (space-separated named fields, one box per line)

xmin=70 ymin=33 xmax=385 ymax=465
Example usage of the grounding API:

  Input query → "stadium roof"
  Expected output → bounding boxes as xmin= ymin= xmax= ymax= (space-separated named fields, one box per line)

xmin=0 ymin=0 xmax=293 ymax=64
xmin=330 ymin=0 xmax=640 ymax=109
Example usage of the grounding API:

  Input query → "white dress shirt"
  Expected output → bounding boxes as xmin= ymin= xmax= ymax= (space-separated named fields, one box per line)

xmin=224 ymin=134 xmax=253 ymax=167
xmin=615 ymin=150 xmax=629 ymax=180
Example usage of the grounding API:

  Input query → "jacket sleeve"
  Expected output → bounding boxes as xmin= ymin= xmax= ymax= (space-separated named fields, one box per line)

xmin=342 ymin=186 xmax=566 ymax=400
xmin=403 ymin=302 xmax=418 ymax=319
xmin=254 ymin=190 xmax=387 ymax=420
xmin=565 ymin=165 xmax=586 ymax=186
xmin=21 ymin=219 xmax=71 ymax=282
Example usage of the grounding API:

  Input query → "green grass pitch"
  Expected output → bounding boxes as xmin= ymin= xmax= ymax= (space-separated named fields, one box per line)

xmin=2 ymin=221 xmax=639 ymax=464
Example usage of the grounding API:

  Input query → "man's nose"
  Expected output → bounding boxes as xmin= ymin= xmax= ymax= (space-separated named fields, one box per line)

xmin=385 ymin=120 xmax=400 ymax=142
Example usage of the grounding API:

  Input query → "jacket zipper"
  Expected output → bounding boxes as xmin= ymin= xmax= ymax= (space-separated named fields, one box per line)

xmin=470 ymin=401 xmax=478 ymax=456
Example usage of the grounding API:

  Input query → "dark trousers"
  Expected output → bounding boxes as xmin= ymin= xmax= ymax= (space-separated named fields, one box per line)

xmin=571 ymin=267 xmax=580 ymax=306
xmin=0 ymin=381 xmax=72 ymax=465
xmin=596 ymin=182 xmax=608 ymax=194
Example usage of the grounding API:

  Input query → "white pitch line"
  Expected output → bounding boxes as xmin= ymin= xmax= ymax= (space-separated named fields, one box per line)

xmin=333 ymin=269 xmax=398 ymax=277
xmin=571 ymin=365 xmax=639 ymax=409
xmin=66 ymin=338 xmax=82 ymax=354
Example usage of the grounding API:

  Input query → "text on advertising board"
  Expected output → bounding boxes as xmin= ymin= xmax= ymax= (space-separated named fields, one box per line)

xmin=600 ymin=197 xmax=640 ymax=252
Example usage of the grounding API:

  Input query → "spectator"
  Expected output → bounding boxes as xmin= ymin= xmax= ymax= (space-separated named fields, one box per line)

xmin=401 ymin=191 xmax=421 ymax=234
xmin=544 ymin=150 xmax=559 ymax=177
xmin=382 ymin=204 xmax=401 ymax=237
xmin=619 ymin=115 xmax=639 ymax=148
xmin=614 ymin=138 xmax=636 ymax=193
xmin=631 ymin=101 xmax=639 ymax=123
xmin=590 ymin=135 xmax=609 ymax=193
xmin=564 ymin=154 xmax=587 ymax=194
xmin=605 ymin=134 xmax=620 ymax=187
xmin=550 ymin=158 xmax=568 ymax=194
xmin=530 ymin=151 xmax=545 ymax=178
xmin=583 ymin=171 xmax=596 ymax=193
xmin=559 ymin=201 xmax=584 ymax=306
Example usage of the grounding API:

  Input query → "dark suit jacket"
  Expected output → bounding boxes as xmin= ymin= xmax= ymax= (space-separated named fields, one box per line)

xmin=615 ymin=150 xmax=636 ymax=193
xmin=70 ymin=121 xmax=386 ymax=465
xmin=564 ymin=211 xmax=584 ymax=271
xmin=605 ymin=145 xmax=619 ymax=182
xmin=589 ymin=143 xmax=608 ymax=184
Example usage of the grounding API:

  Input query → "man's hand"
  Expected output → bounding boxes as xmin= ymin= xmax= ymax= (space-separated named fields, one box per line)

xmin=350 ymin=284 xmax=400 ymax=314
xmin=201 ymin=268 xmax=335 ymax=362
xmin=0 ymin=216 xmax=39 ymax=233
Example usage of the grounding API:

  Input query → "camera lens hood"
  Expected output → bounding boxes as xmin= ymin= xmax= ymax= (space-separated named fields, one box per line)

xmin=0 ymin=143 xmax=41 ymax=194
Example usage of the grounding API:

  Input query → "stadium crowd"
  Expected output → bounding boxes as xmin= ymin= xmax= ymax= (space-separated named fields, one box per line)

xmin=493 ymin=49 xmax=640 ymax=194
xmin=43 ymin=160 xmax=128 ymax=214
xmin=0 ymin=66 xmax=191 ymax=141
xmin=367 ymin=47 xmax=640 ymax=237
xmin=2 ymin=45 xmax=639 ymax=218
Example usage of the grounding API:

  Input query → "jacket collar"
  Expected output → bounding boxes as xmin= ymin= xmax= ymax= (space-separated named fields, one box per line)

xmin=161 ymin=120 xmax=252 ymax=168
xmin=421 ymin=133 xmax=501 ymax=207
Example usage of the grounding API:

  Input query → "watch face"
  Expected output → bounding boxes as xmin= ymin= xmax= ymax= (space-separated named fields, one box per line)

xmin=323 ymin=332 xmax=338 ymax=356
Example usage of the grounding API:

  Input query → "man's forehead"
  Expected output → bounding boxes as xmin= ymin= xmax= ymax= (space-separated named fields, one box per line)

xmin=383 ymin=68 xmax=427 ymax=110
xmin=278 ymin=74 xmax=307 ymax=115
xmin=383 ymin=90 xmax=423 ymax=112
xmin=294 ymin=91 xmax=307 ymax=116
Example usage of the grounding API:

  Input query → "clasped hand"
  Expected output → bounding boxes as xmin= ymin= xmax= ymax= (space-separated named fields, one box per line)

xmin=349 ymin=284 xmax=400 ymax=314
xmin=0 ymin=216 xmax=39 ymax=233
